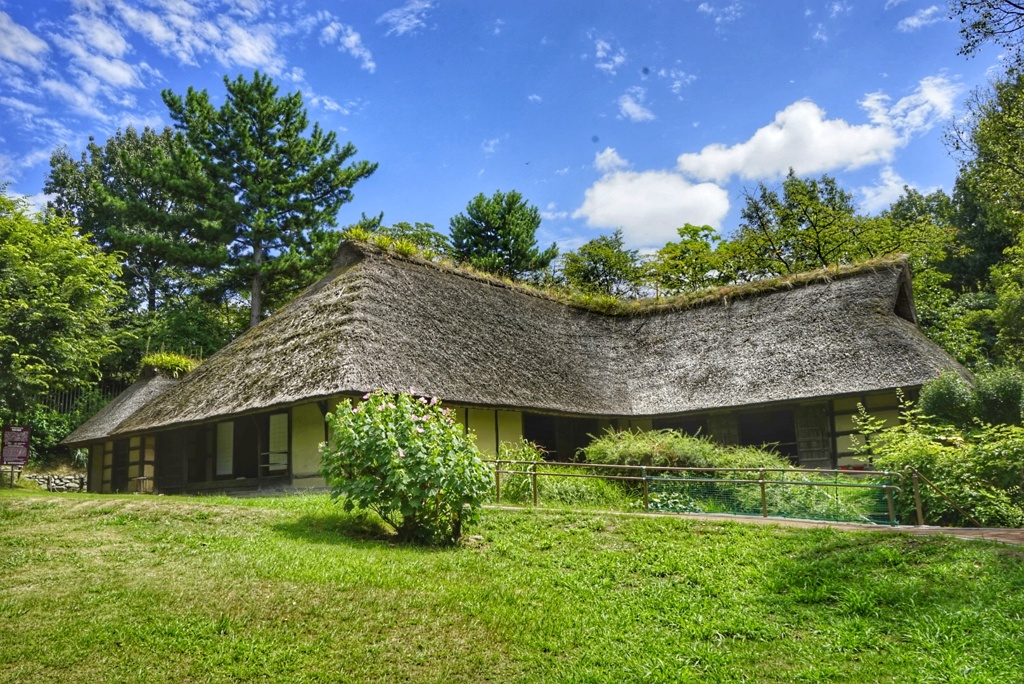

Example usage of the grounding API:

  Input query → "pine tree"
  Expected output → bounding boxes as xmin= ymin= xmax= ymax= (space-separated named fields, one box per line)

xmin=162 ymin=71 xmax=377 ymax=327
xmin=449 ymin=190 xmax=557 ymax=279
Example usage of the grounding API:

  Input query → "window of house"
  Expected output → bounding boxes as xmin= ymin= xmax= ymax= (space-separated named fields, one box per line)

xmin=216 ymin=421 xmax=234 ymax=476
xmin=736 ymin=409 xmax=797 ymax=459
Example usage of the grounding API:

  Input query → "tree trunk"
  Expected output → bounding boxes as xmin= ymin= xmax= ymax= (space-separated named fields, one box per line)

xmin=250 ymin=239 xmax=263 ymax=329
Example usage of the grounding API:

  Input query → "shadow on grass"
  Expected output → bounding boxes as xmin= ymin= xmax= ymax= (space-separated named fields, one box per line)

xmin=272 ymin=508 xmax=397 ymax=546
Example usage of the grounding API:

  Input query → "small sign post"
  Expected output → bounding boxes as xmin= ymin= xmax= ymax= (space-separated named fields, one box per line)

xmin=1 ymin=426 xmax=31 ymax=487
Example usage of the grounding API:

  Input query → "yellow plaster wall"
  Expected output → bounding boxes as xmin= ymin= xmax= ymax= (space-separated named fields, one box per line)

xmin=89 ymin=444 xmax=103 ymax=492
xmin=468 ymin=408 xmax=498 ymax=456
xmin=497 ymin=410 xmax=523 ymax=449
xmin=291 ymin=402 xmax=326 ymax=478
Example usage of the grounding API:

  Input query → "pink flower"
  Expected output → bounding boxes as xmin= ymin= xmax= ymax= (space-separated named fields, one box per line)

xmin=362 ymin=393 xmax=371 ymax=399
xmin=414 ymin=426 xmax=424 ymax=433
xmin=398 ymin=448 xmax=405 ymax=458
xmin=352 ymin=405 xmax=361 ymax=413
xmin=429 ymin=397 xmax=438 ymax=406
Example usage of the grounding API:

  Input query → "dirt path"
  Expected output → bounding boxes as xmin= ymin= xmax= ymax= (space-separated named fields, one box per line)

xmin=488 ymin=505 xmax=1024 ymax=545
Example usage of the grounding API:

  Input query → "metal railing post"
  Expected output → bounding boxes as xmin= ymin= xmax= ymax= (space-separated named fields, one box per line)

xmin=912 ymin=471 xmax=924 ymax=526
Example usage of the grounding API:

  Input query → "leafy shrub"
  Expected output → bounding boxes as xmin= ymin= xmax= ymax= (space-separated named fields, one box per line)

xmin=495 ymin=441 xmax=629 ymax=509
xmin=973 ymin=366 xmax=1024 ymax=426
xmin=140 ymin=352 xmax=200 ymax=378
xmin=859 ymin=404 xmax=1024 ymax=527
xmin=919 ymin=371 xmax=976 ymax=427
xmin=320 ymin=391 xmax=491 ymax=545
xmin=581 ymin=429 xmax=789 ymax=469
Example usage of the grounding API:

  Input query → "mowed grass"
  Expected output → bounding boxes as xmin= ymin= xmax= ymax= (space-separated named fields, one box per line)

xmin=1 ymin=490 xmax=1022 ymax=683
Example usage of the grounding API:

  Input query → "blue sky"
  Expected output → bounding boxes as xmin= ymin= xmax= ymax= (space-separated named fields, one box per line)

xmin=0 ymin=0 xmax=1005 ymax=251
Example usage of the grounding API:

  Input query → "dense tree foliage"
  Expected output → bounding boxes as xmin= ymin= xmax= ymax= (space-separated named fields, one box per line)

xmin=649 ymin=224 xmax=731 ymax=295
xmin=45 ymin=127 xmax=208 ymax=313
xmin=0 ymin=192 xmax=122 ymax=421
xmin=162 ymin=71 xmax=377 ymax=328
xmin=560 ymin=230 xmax=644 ymax=297
xmin=450 ymin=190 xmax=558 ymax=279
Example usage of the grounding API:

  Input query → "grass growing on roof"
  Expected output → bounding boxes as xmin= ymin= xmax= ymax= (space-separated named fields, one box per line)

xmin=1 ymin=489 xmax=1022 ymax=683
xmin=344 ymin=237 xmax=909 ymax=316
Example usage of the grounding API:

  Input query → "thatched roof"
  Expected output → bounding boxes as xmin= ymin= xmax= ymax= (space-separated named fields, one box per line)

xmin=100 ymin=241 xmax=964 ymax=438
xmin=62 ymin=367 xmax=179 ymax=447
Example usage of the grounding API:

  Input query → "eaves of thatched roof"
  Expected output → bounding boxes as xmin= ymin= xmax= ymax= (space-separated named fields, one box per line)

xmin=108 ymin=241 xmax=965 ymax=437
xmin=61 ymin=368 xmax=179 ymax=447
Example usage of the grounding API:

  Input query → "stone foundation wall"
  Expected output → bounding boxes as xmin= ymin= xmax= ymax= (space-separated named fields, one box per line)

xmin=24 ymin=474 xmax=87 ymax=493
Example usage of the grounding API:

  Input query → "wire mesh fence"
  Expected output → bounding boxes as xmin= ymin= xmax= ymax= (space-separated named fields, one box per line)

xmin=489 ymin=460 xmax=901 ymax=525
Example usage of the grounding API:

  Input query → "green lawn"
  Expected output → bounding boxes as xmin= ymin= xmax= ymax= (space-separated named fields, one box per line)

xmin=1 ymin=490 xmax=1021 ymax=683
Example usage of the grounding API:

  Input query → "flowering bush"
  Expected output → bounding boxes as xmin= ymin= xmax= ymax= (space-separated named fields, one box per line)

xmin=320 ymin=391 xmax=491 ymax=544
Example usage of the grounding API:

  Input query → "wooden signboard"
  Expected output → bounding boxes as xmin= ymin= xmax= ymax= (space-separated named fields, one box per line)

xmin=1 ymin=426 xmax=30 ymax=466
xmin=2 ymin=426 xmax=30 ymax=487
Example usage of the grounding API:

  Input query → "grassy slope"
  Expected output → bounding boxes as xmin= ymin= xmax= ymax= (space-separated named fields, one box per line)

xmin=1 ymin=491 xmax=1022 ymax=683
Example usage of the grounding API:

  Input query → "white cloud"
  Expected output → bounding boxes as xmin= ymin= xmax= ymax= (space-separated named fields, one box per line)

xmin=378 ymin=0 xmax=433 ymax=37
xmin=481 ymin=137 xmax=501 ymax=154
xmin=321 ymin=21 xmax=376 ymax=73
xmin=0 ymin=12 xmax=49 ymax=71
xmin=541 ymin=202 xmax=568 ymax=221
xmin=594 ymin=147 xmax=629 ymax=173
xmin=828 ymin=2 xmax=852 ymax=19
xmin=41 ymin=77 xmax=110 ymax=121
xmin=858 ymin=166 xmax=909 ymax=213
xmin=697 ymin=2 xmax=743 ymax=26
xmin=493 ymin=19 xmax=505 ymax=36
xmin=574 ymin=170 xmax=730 ymax=248
xmin=860 ymin=75 xmax=959 ymax=138
xmin=52 ymin=33 xmax=142 ymax=88
xmin=70 ymin=14 xmax=129 ymax=58
xmin=594 ymin=38 xmax=626 ymax=74
xmin=676 ymin=75 xmax=960 ymax=184
xmin=0 ymin=96 xmax=45 ymax=116
xmin=897 ymin=6 xmax=945 ymax=32
xmin=618 ymin=86 xmax=655 ymax=122
xmin=108 ymin=1 xmax=287 ymax=75
xmin=658 ymin=67 xmax=696 ymax=95
xmin=813 ymin=23 xmax=828 ymax=42
xmin=885 ymin=0 xmax=908 ymax=8
xmin=527 ymin=93 xmax=542 ymax=103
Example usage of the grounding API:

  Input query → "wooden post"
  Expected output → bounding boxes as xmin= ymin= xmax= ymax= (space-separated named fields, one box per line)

xmin=759 ymin=470 xmax=768 ymax=517
xmin=494 ymin=460 xmax=501 ymax=503
xmin=642 ymin=466 xmax=649 ymax=511
xmin=886 ymin=486 xmax=896 ymax=526
xmin=531 ymin=461 xmax=538 ymax=507
xmin=912 ymin=471 xmax=924 ymax=526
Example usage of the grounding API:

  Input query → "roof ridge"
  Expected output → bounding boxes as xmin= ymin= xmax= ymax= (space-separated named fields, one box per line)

xmin=343 ymin=239 xmax=910 ymax=316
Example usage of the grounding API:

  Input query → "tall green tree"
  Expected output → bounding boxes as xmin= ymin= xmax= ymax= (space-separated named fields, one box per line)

xmin=731 ymin=171 xmax=860 ymax=278
xmin=731 ymin=171 xmax=953 ymax=279
xmin=449 ymin=190 xmax=557 ymax=279
xmin=560 ymin=230 xmax=644 ymax=297
xmin=44 ymin=126 xmax=207 ymax=313
xmin=0 ymin=191 xmax=123 ymax=420
xmin=650 ymin=224 xmax=732 ymax=295
xmin=162 ymin=71 xmax=377 ymax=327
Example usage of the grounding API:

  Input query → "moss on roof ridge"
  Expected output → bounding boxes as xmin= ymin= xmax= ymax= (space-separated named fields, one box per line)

xmin=346 ymin=239 xmax=909 ymax=316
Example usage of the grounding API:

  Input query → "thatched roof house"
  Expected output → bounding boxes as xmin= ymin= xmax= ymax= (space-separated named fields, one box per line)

xmin=68 ymin=241 xmax=968 ymax=493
